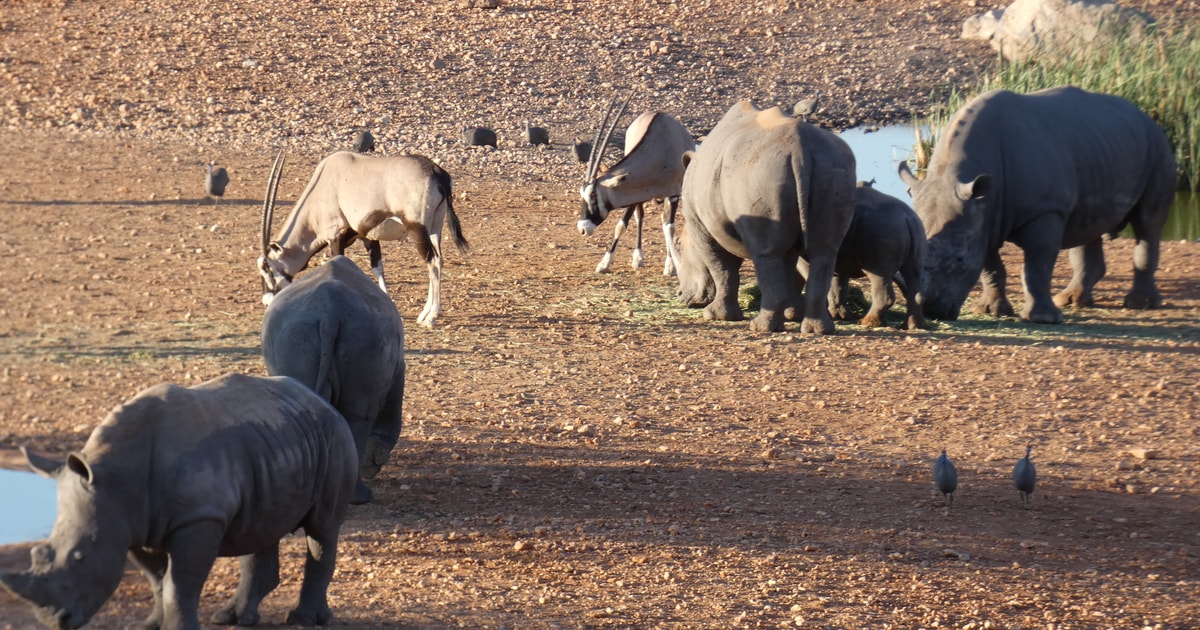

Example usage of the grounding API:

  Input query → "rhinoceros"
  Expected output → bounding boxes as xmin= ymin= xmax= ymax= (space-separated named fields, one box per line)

xmin=261 ymin=254 xmax=406 ymax=506
xmin=676 ymin=100 xmax=856 ymax=333
xmin=0 ymin=373 xmax=357 ymax=630
xmin=898 ymin=86 xmax=1176 ymax=323
xmin=799 ymin=181 xmax=927 ymax=329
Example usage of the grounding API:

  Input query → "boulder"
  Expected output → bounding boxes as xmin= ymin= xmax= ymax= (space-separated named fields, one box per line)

xmin=962 ymin=0 xmax=1153 ymax=63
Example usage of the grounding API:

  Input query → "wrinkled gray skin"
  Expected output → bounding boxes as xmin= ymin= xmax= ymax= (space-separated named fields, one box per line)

xmin=262 ymin=255 xmax=406 ymax=506
xmin=0 ymin=373 xmax=357 ymax=630
xmin=898 ymin=86 xmax=1175 ymax=323
xmin=676 ymin=101 xmax=856 ymax=333
xmin=799 ymin=182 xmax=928 ymax=329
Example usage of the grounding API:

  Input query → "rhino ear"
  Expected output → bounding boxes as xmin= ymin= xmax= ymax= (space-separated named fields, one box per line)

xmin=681 ymin=150 xmax=695 ymax=172
xmin=957 ymin=174 xmax=991 ymax=200
xmin=897 ymin=161 xmax=922 ymax=195
xmin=66 ymin=453 xmax=95 ymax=485
xmin=21 ymin=446 xmax=63 ymax=479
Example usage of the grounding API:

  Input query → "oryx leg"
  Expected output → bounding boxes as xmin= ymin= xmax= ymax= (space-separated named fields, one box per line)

xmin=332 ymin=231 xmax=357 ymax=257
xmin=595 ymin=205 xmax=639 ymax=274
xmin=417 ymin=230 xmax=443 ymax=328
xmin=364 ymin=239 xmax=387 ymax=293
xmin=630 ymin=203 xmax=646 ymax=269
xmin=662 ymin=196 xmax=680 ymax=276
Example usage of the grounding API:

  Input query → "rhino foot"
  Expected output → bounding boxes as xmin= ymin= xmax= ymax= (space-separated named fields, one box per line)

xmin=1123 ymin=291 xmax=1161 ymax=310
xmin=352 ymin=480 xmax=375 ymax=505
xmin=971 ymin=296 xmax=1015 ymax=317
xmin=1054 ymin=288 xmax=1095 ymax=308
xmin=211 ymin=605 xmax=259 ymax=626
xmin=360 ymin=436 xmax=392 ymax=480
xmin=1021 ymin=305 xmax=1064 ymax=324
xmin=905 ymin=313 xmax=929 ymax=330
xmin=286 ymin=603 xmax=333 ymax=627
xmin=749 ymin=312 xmax=784 ymax=333
xmin=858 ymin=312 xmax=884 ymax=328
xmin=799 ymin=316 xmax=835 ymax=335
xmin=702 ymin=301 xmax=743 ymax=322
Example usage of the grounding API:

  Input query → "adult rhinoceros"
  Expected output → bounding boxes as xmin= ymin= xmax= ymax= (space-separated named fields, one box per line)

xmin=898 ymin=86 xmax=1176 ymax=323
xmin=262 ymin=255 xmax=406 ymax=506
xmin=0 ymin=373 xmax=357 ymax=630
xmin=676 ymin=101 xmax=856 ymax=333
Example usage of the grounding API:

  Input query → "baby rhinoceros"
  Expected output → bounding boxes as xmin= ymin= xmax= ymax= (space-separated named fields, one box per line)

xmin=801 ymin=181 xmax=927 ymax=330
xmin=0 ymin=373 xmax=358 ymax=630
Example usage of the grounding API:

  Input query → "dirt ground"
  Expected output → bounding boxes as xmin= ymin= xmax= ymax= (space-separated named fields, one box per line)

xmin=2 ymin=1 xmax=1200 ymax=629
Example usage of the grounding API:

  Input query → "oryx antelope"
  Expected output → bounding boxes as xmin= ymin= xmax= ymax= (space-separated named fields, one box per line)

xmin=258 ymin=149 xmax=469 ymax=327
xmin=577 ymin=98 xmax=695 ymax=275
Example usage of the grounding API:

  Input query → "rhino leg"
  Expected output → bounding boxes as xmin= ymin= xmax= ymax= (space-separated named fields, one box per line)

xmin=895 ymin=263 xmax=928 ymax=331
xmin=285 ymin=525 xmax=341 ymax=626
xmin=972 ymin=248 xmax=1014 ymax=317
xmin=1018 ymin=249 xmax=1064 ymax=324
xmin=798 ymin=256 xmax=838 ymax=335
xmin=749 ymin=256 xmax=793 ymax=332
xmin=211 ymin=548 xmax=280 ymax=626
xmin=788 ymin=258 xmax=809 ymax=321
xmin=1124 ymin=217 xmax=1163 ymax=309
xmin=128 ymin=547 xmax=168 ymax=630
xmin=701 ymin=251 xmax=744 ymax=323
xmin=1056 ymin=240 xmax=1105 ymax=308
xmin=161 ymin=521 xmax=225 ymax=630
xmin=362 ymin=371 xmax=405 ymax=482
xmin=859 ymin=272 xmax=892 ymax=328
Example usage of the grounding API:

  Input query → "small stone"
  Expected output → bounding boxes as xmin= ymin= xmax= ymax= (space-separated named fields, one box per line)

xmin=1127 ymin=448 xmax=1159 ymax=460
xmin=513 ymin=540 xmax=533 ymax=552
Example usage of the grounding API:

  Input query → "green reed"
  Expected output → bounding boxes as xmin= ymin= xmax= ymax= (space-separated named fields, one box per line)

xmin=919 ymin=19 xmax=1200 ymax=190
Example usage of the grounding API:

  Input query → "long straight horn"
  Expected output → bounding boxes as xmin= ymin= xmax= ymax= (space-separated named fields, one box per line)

xmin=594 ymin=95 xmax=631 ymax=178
xmin=584 ymin=97 xmax=620 ymax=182
xmin=261 ymin=149 xmax=286 ymax=257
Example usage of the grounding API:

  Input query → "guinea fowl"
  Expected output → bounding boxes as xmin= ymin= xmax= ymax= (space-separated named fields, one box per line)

xmin=1013 ymin=445 xmax=1037 ymax=507
xmin=205 ymin=161 xmax=229 ymax=205
xmin=932 ymin=449 xmax=958 ymax=506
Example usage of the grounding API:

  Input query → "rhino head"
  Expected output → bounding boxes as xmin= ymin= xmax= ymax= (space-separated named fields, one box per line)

xmin=674 ymin=151 xmax=716 ymax=307
xmin=673 ymin=215 xmax=716 ymax=308
xmin=0 ymin=448 xmax=132 ymax=630
xmin=899 ymin=162 xmax=992 ymax=320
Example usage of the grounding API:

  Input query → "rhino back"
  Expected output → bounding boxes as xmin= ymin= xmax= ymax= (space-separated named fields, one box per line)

xmin=262 ymin=256 xmax=405 ymax=417
xmin=840 ymin=186 xmax=924 ymax=277
xmin=682 ymin=101 xmax=854 ymax=256
xmin=86 ymin=373 xmax=357 ymax=553
xmin=927 ymin=87 xmax=1175 ymax=245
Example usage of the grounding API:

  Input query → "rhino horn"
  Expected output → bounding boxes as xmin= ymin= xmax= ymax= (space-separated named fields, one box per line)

xmin=0 ymin=570 xmax=44 ymax=605
xmin=897 ymin=161 xmax=922 ymax=194
xmin=21 ymin=447 xmax=63 ymax=479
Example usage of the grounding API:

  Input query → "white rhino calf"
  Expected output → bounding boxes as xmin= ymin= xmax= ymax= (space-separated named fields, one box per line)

xmin=801 ymin=181 xmax=927 ymax=329
xmin=898 ymin=85 xmax=1175 ymax=323
xmin=0 ymin=373 xmax=358 ymax=630
xmin=676 ymin=100 xmax=856 ymax=333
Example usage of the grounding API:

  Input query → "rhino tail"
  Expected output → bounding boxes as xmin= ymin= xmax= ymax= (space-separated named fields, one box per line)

xmin=314 ymin=314 xmax=340 ymax=402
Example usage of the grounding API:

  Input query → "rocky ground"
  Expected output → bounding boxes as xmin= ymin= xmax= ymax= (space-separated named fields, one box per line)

xmin=1 ymin=0 xmax=1199 ymax=628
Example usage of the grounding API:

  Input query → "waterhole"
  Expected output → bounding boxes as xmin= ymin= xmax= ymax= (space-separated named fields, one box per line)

xmin=0 ymin=469 xmax=56 ymax=545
